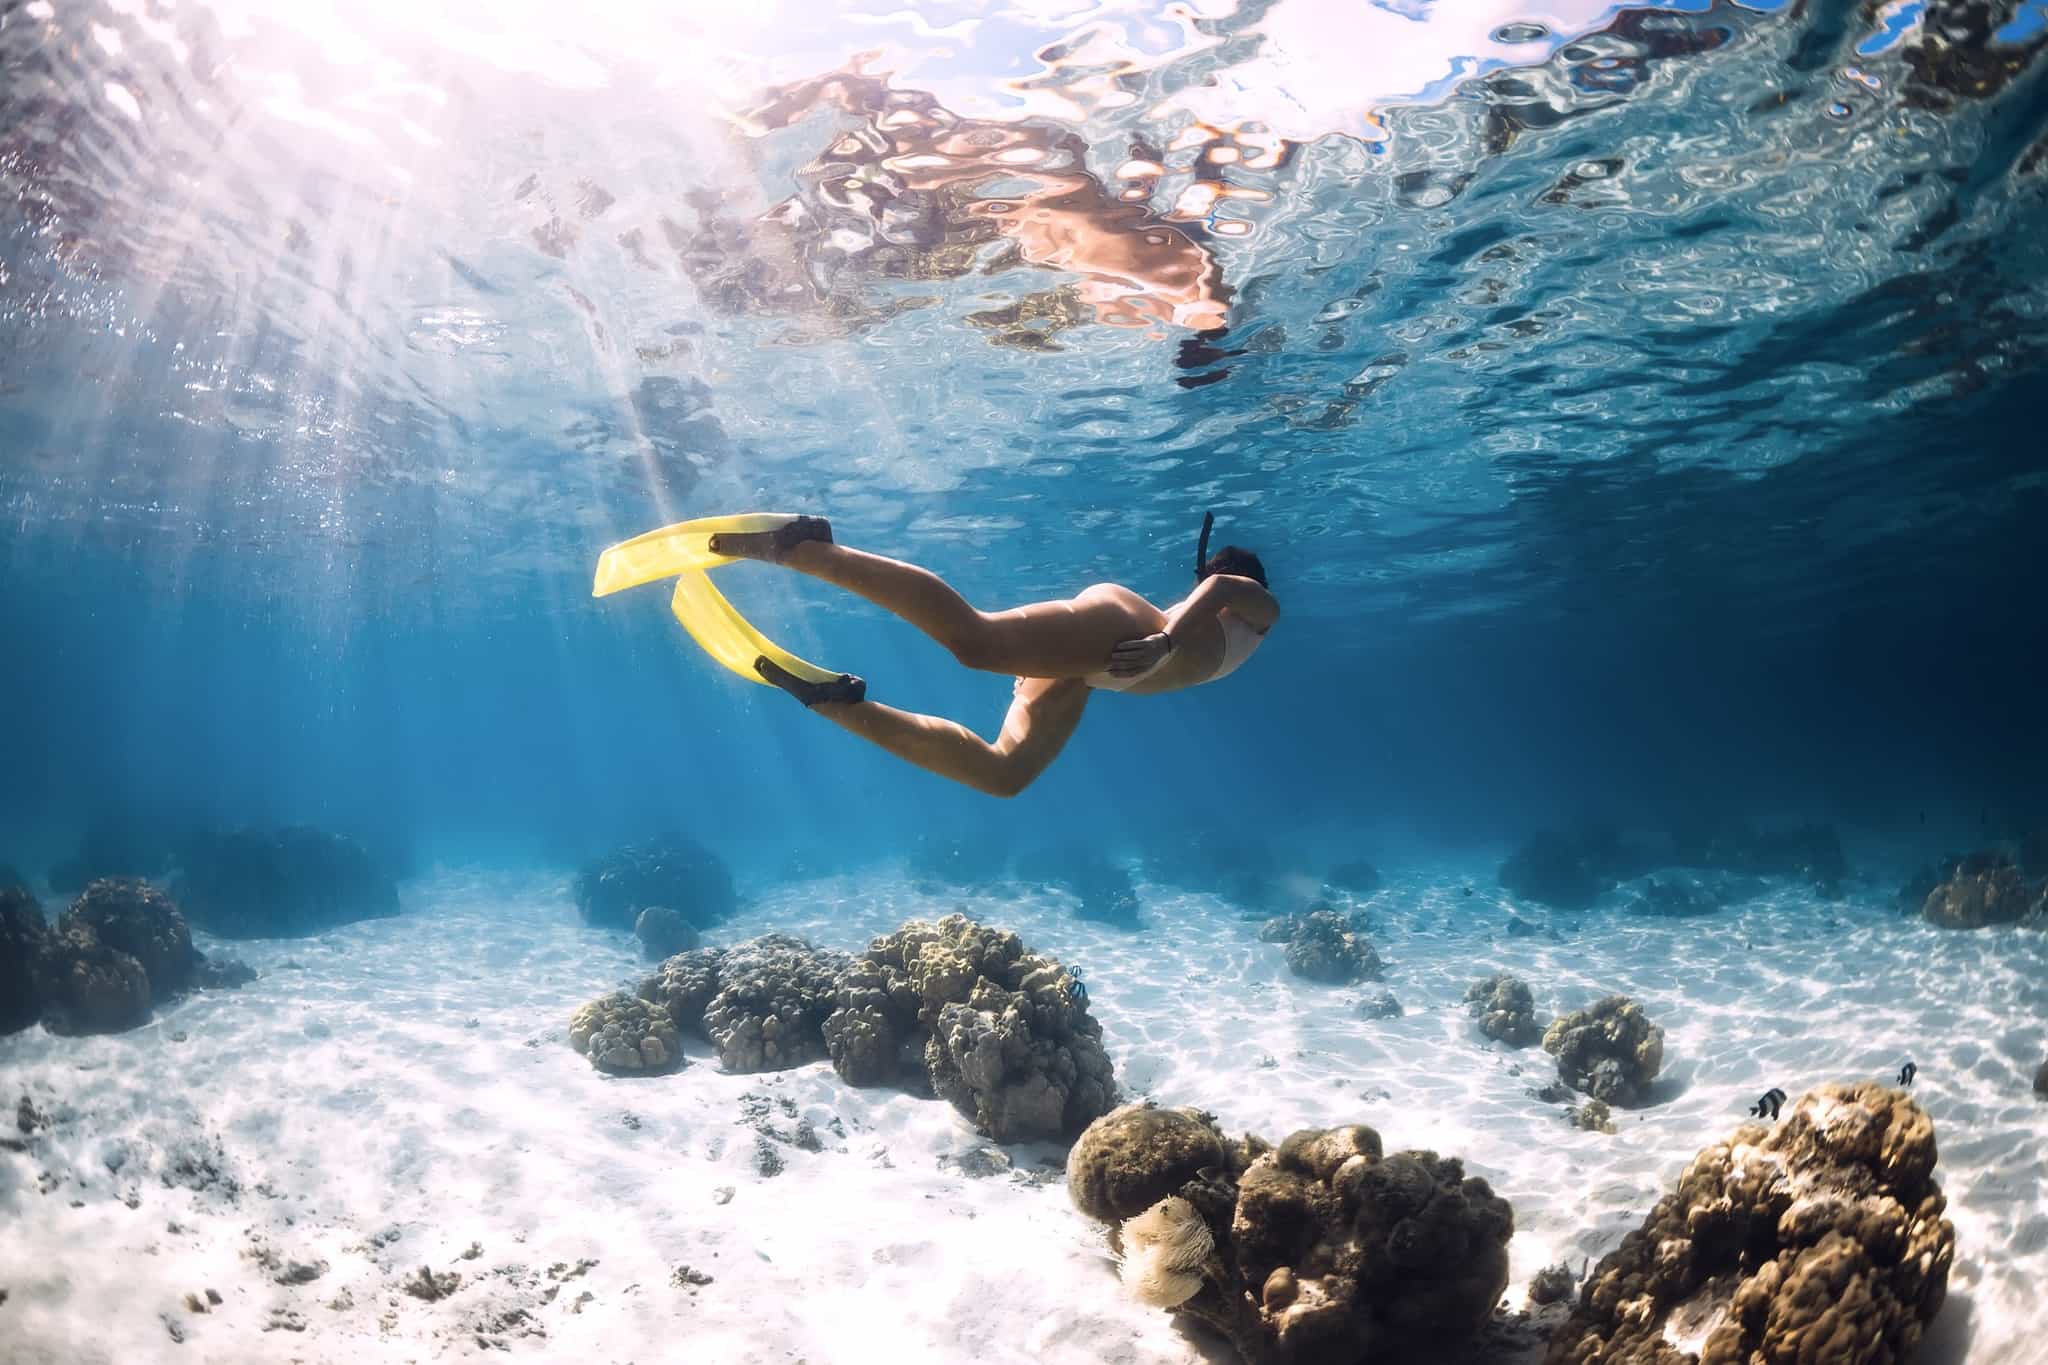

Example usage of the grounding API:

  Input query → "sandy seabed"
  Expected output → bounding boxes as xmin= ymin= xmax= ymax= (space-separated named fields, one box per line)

xmin=2 ymin=864 xmax=2044 ymax=1365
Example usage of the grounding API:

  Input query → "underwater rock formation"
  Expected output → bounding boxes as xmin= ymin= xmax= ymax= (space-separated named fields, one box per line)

xmin=1673 ymin=821 xmax=1846 ymax=897
xmin=822 ymin=913 xmax=1114 ymax=1142
xmin=1260 ymin=908 xmax=1383 ymax=984
xmin=1015 ymin=842 xmax=1142 ymax=929
xmin=1 ymin=885 xmax=51 ymax=1034
xmin=1463 ymin=972 xmax=1542 ymax=1047
xmin=33 ymin=930 xmax=151 ymax=1035
xmin=1545 ymin=1082 xmax=1955 ymax=1365
xmin=1283 ymin=910 xmax=1384 ymax=985
xmin=573 ymin=832 xmax=735 ymax=933
xmin=1498 ymin=828 xmax=1642 ymax=910
xmin=1919 ymin=851 xmax=2044 ymax=929
xmin=1527 ymin=1262 xmax=1576 ymax=1307
xmin=633 ymin=906 xmax=699 ymax=960
xmin=1145 ymin=829 xmax=1282 ymax=910
xmin=1068 ymin=1103 xmax=1231 ymax=1223
xmin=59 ymin=878 xmax=200 ymax=996
xmin=1324 ymin=861 xmax=1380 ymax=896
xmin=1541 ymin=995 xmax=1664 ymax=1107
xmin=1564 ymin=1098 xmax=1614 ymax=1134
xmin=1066 ymin=1103 xmax=1514 ymax=1364
xmin=8 ymin=880 xmax=252 ymax=1034
xmin=568 ymin=991 xmax=683 ymax=1074
xmin=640 ymin=934 xmax=849 ymax=1073
xmin=1355 ymin=992 xmax=1403 ymax=1020
xmin=1625 ymin=874 xmax=1729 ymax=918
xmin=173 ymin=828 xmax=399 ymax=937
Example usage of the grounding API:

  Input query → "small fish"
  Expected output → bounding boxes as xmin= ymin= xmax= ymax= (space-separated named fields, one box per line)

xmin=1067 ymin=966 xmax=1089 ymax=1006
xmin=1898 ymin=1061 xmax=1916 ymax=1088
xmin=1749 ymin=1087 xmax=1786 ymax=1120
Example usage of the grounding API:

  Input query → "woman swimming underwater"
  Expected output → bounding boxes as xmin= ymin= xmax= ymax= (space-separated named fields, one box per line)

xmin=707 ymin=513 xmax=1278 ymax=797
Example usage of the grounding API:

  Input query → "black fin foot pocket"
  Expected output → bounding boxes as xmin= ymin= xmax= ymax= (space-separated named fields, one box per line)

xmin=709 ymin=515 xmax=833 ymax=563
xmin=755 ymin=655 xmax=865 ymax=707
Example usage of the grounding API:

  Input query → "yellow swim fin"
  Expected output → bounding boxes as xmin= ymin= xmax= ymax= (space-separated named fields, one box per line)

xmin=593 ymin=513 xmax=842 ymax=687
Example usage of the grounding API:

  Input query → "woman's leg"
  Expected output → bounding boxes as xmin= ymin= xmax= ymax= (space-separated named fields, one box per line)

xmin=745 ymin=537 xmax=1165 ymax=678
xmin=809 ymin=676 xmax=1091 ymax=798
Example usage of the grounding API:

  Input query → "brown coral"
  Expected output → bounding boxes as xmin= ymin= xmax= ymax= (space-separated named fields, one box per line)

xmin=637 ymin=934 xmax=849 ymax=1073
xmin=1067 ymin=1112 xmax=1513 ymax=1365
xmin=1920 ymin=852 xmax=2041 ymax=929
xmin=568 ymin=991 xmax=683 ymax=1074
xmin=60 ymin=878 xmax=199 ymax=997
xmin=1545 ymin=1082 xmax=1955 ymax=1365
xmin=823 ymin=913 xmax=1113 ymax=1141
xmin=1066 ymin=1103 xmax=1230 ymax=1223
xmin=1542 ymin=995 xmax=1664 ymax=1106
xmin=1464 ymin=972 xmax=1543 ymax=1047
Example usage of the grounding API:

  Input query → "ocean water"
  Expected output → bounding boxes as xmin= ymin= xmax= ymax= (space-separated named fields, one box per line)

xmin=2 ymin=1 xmax=2046 ymax=1362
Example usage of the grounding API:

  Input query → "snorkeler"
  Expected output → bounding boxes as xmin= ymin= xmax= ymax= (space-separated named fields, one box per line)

xmin=705 ymin=512 xmax=1278 ymax=797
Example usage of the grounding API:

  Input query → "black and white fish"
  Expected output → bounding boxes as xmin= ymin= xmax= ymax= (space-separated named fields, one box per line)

xmin=1749 ymin=1087 xmax=1787 ymax=1120
xmin=1898 ymin=1061 xmax=1916 ymax=1088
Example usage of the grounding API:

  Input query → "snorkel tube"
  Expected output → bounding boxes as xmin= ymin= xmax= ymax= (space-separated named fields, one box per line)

xmin=1193 ymin=510 xmax=1215 ymax=578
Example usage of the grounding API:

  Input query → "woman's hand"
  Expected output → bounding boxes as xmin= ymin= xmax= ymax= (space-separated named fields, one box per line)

xmin=1105 ymin=632 xmax=1173 ymax=678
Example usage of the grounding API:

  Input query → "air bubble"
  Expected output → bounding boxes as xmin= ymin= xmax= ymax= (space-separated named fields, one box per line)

xmin=1492 ymin=22 xmax=1549 ymax=44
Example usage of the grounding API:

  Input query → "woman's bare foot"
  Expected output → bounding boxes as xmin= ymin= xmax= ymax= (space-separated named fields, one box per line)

xmin=707 ymin=515 xmax=833 ymax=563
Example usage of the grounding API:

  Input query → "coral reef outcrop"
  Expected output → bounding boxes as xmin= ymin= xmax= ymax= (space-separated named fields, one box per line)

xmin=7 ymin=880 xmax=252 ymax=1034
xmin=59 ymin=878 xmax=199 ymax=996
xmin=822 ymin=914 xmax=1114 ymax=1141
xmin=1545 ymin=1082 xmax=1955 ymax=1365
xmin=639 ymin=934 xmax=849 ymax=1073
xmin=1145 ymin=829 xmax=1281 ymax=910
xmin=1016 ymin=842 xmax=1142 ymax=929
xmin=1499 ymin=828 xmax=1645 ymax=910
xmin=1324 ymin=861 xmax=1380 ymax=896
xmin=1919 ymin=851 xmax=2043 ymax=929
xmin=568 ymin=991 xmax=683 ymax=1074
xmin=1067 ymin=1103 xmax=1514 ymax=1364
xmin=173 ymin=828 xmax=399 ymax=937
xmin=573 ymin=832 xmax=734 ymax=933
xmin=1541 ymin=995 xmax=1664 ymax=1107
xmin=34 ymin=930 xmax=151 ymax=1035
xmin=1282 ymin=910 xmax=1384 ymax=984
xmin=633 ymin=906 xmax=699 ymax=960
xmin=1067 ymin=1103 xmax=1230 ymax=1223
xmin=2 ymin=885 xmax=52 ymax=1034
xmin=1464 ymin=972 xmax=1542 ymax=1047
xmin=1356 ymin=992 xmax=1403 ymax=1020
xmin=1672 ymin=821 xmax=1846 ymax=896
xmin=1260 ymin=908 xmax=1383 ymax=984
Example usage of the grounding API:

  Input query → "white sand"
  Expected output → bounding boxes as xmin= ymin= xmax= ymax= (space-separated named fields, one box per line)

xmin=2 ymin=864 xmax=2044 ymax=1364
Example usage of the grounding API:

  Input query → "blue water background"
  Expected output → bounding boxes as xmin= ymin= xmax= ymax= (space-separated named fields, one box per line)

xmin=2 ymin=0 xmax=2045 ymax=889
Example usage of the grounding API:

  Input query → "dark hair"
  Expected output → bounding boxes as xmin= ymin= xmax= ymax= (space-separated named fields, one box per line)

xmin=1199 ymin=545 xmax=1267 ymax=588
